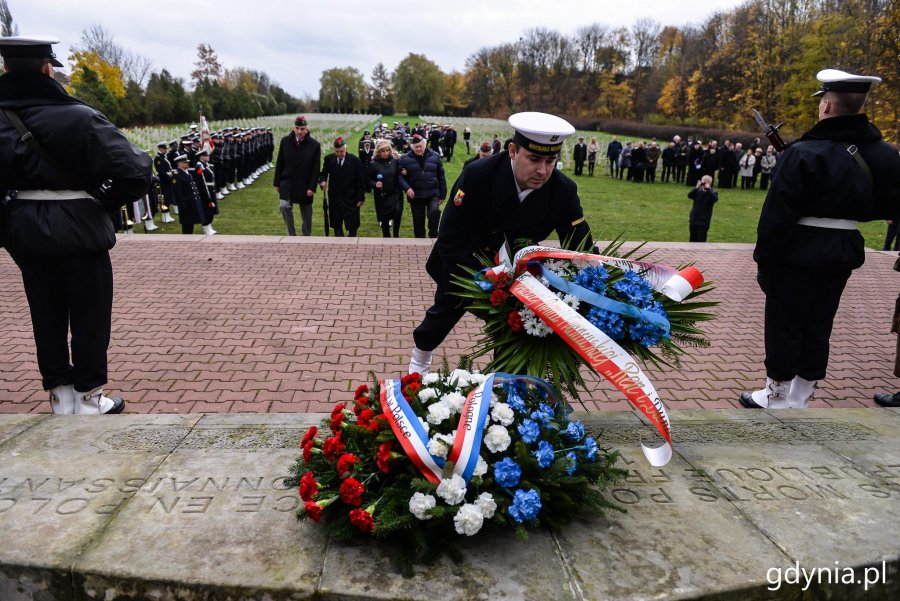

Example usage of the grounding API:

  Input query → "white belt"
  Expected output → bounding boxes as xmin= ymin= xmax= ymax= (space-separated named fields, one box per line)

xmin=16 ymin=190 xmax=93 ymax=200
xmin=797 ymin=217 xmax=858 ymax=230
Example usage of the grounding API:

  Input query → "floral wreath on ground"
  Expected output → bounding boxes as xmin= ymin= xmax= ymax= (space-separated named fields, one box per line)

xmin=285 ymin=367 xmax=627 ymax=574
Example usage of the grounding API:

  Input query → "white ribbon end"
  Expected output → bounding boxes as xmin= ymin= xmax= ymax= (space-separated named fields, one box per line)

xmin=660 ymin=274 xmax=692 ymax=302
xmin=640 ymin=441 xmax=673 ymax=467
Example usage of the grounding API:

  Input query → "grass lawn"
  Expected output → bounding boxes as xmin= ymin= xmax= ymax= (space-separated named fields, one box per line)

xmin=142 ymin=117 xmax=887 ymax=247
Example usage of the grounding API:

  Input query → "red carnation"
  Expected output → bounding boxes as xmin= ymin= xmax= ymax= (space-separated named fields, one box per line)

xmin=376 ymin=442 xmax=395 ymax=473
xmin=340 ymin=477 xmax=364 ymax=506
xmin=330 ymin=413 xmax=344 ymax=432
xmin=495 ymin=272 xmax=511 ymax=288
xmin=322 ymin=432 xmax=345 ymax=460
xmin=336 ymin=453 xmax=359 ymax=477
xmin=367 ymin=415 xmax=386 ymax=433
xmin=402 ymin=381 xmax=421 ymax=399
xmin=354 ymin=384 xmax=369 ymax=400
xmin=298 ymin=471 xmax=318 ymax=501
xmin=302 ymin=440 xmax=315 ymax=463
xmin=331 ymin=402 xmax=347 ymax=419
xmin=400 ymin=372 xmax=422 ymax=386
xmin=349 ymin=508 xmax=375 ymax=533
xmin=300 ymin=426 xmax=318 ymax=447
xmin=356 ymin=408 xmax=375 ymax=427
xmin=490 ymin=289 xmax=509 ymax=307
xmin=507 ymin=310 xmax=524 ymax=333
xmin=484 ymin=270 xmax=497 ymax=282
xmin=304 ymin=501 xmax=323 ymax=523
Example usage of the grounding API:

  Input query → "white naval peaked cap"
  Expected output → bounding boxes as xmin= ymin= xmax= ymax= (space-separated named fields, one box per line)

xmin=812 ymin=69 xmax=881 ymax=97
xmin=508 ymin=112 xmax=575 ymax=155
xmin=0 ymin=35 xmax=64 ymax=67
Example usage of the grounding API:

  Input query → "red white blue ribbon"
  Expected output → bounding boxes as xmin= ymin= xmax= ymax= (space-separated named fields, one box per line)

xmin=447 ymin=374 xmax=495 ymax=481
xmin=380 ymin=380 xmax=445 ymax=484
xmin=511 ymin=272 xmax=674 ymax=466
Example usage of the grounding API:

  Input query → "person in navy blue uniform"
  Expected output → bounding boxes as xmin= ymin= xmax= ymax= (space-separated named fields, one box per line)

xmin=0 ymin=36 xmax=150 ymax=414
xmin=741 ymin=69 xmax=900 ymax=410
xmin=408 ymin=112 xmax=594 ymax=374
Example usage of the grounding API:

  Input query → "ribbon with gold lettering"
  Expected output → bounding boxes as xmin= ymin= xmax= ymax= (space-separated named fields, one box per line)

xmin=510 ymin=272 xmax=674 ymax=466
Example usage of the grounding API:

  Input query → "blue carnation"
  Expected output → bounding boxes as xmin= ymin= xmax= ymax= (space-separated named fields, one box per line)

xmin=583 ymin=436 xmax=599 ymax=461
xmin=505 ymin=388 xmax=526 ymax=413
xmin=533 ymin=440 xmax=554 ymax=468
xmin=493 ymin=457 xmax=522 ymax=488
xmin=508 ymin=488 xmax=542 ymax=523
xmin=530 ymin=403 xmax=554 ymax=424
xmin=565 ymin=451 xmax=577 ymax=475
xmin=518 ymin=419 xmax=541 ymax=444
xmin=563 ymin=420 xmax=585 ymax=441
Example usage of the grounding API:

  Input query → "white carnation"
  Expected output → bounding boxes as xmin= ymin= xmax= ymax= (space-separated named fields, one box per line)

xmin=409 ymin=492 xmax=436 ymax=520
xmin=475 ymin=492 xmax=497 ymax=518
xmin=427 ymin=436 xmax=450 ymax=459
xmin=483 ymin=424 xmax=511 ymax=453
xmin=422 ymin=372 xmax=440 ymax=385
xmin=418 ymin=387 xmax=438 ymax=402
xmin=436 ymin=474 xmax=468 ymax=506
xmin=473 ymin=455 xmax=488 ymax=477
xmin=491 ymin=402 xmax=515 ymax=426
xmin=449 ymin=369 xmax=472 ymax=387
xmin=427 ymin=400 xmax=453 ymax=424
xmin=441 ymin=391 xmax=467 ymax=413
xmin=490 ymin=392 xmax=499 ymax=407
xmin=468 ymin=372 xmax=487 ymax=385
xmin=418 ymin=416 xmax=430 ymax=433
xmin=454 ymin=503 xmax=485 ymax=536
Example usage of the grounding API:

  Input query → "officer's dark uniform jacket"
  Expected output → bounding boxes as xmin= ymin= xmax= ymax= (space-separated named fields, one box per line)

xmin=0 ymin=71 xmax=150 ymax=254
xmin=173 ymin=168 xmax=204 ymax=226
xmin=427 ymin=150 xmax=593 ymax=292
xmin=319 ymin=152 xmax=365 ymax=220
xmin=754 ymin=113 xmax=900 ymax=274
xmin=273 ymin=133 xmax=321 ymax=205
xmin=194 ymin=161 xmax=218 ymax=220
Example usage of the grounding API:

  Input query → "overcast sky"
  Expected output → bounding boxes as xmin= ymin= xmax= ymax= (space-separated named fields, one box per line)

xmin=10 ymin=0 xmax=747 ymax=98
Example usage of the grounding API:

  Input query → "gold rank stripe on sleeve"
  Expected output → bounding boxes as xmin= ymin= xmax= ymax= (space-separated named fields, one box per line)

xmin=571 ymin=217 xmax=585 ymax=226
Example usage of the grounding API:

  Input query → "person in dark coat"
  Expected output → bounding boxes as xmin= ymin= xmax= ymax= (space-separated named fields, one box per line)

xmin=194 ymin=148 xmax=219 ymax=235
xmin=398 ymin=134 xmax=446 ymax=238
xmin=173 ymin=155 xmax=206 ymax=234
xmin=463 ymin=127 xmax=472 ymax=154
xmin=273 ymin=116 xmax=321 ymax=236
xmin=319 ymin=137 xmax=365 ymax=237
xmin=701 ymin=144 xmax=721 ymax=184
xmin=630 ymin=142 xmax=647 ymax=183
xmin=0 ymin=35 xmax=150 ymax=414
xmin=463 ymin=142 xmax=494 ymax=169
xmin=685 ymin=142 xmax=704 ymax=187
xmin=606 ymin=136 xmax=622 ymax=178
xmin=645 ymin=141 xmax=661 ymax=183
xmin=367 ymin=139 xmax=403 ymax=238
xmin=572 ymin=136 xmax=587 ymax=176
xmin=408 ymin=112 xmax=595 ymax=374
xmin=687 ymin=175 xmax=718 ymax=242
xmin=741 ymin=69 xmax=900 ymax=410
xmin=661 ymin=142 xmax=676 ymax=183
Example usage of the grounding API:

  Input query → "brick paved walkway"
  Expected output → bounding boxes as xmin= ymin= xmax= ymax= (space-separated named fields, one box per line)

xmin=1 ymin=235 xmax=896 ymax=414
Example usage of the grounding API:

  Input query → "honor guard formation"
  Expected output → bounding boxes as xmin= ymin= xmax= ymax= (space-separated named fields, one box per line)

xmin=146 ymin=124 xmax=275 ymax=235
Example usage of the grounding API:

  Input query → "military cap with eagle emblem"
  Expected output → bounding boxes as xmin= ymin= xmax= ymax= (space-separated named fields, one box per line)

xmin=508 ymin=112 xmax=576 ymax=155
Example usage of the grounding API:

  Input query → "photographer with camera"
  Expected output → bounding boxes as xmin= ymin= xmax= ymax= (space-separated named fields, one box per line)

xmin=686 ymin=174 xmax=718 ymax=242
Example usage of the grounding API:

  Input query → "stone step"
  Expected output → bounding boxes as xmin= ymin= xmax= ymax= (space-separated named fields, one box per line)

xmin=1 ymin=409 xmax=898 ymax=600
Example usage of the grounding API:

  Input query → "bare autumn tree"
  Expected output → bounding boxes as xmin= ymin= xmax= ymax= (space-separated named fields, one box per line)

xmin=191 ymin=43 xmax=223 ymax=85
xmin=76 ymin=24 xmax=152 ymax=86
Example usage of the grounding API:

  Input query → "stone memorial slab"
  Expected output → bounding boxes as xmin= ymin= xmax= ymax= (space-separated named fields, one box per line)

xmin=75 ymin=414 xmax=326 ymax=599
xmin=0 ymin=410 xmax=897 ymax=600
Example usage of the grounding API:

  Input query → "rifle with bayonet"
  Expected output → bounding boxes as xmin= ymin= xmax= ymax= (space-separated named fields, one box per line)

xmin=752 ymin=109 xmax=787 ymax=152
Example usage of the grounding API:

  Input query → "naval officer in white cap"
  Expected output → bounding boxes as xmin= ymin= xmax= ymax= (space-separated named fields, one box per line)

xmin=741 ymin=69 xmax=900 ymax=410
xmin=408 ymin=112 xmax=595 ymax=374
xmin=0 ymin=36 xmax=151 ymax=415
